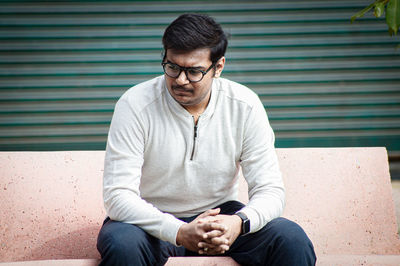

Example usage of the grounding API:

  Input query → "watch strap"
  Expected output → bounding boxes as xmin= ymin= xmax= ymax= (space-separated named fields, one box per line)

xmin=236 ymin=211 xmax=250 ymax=235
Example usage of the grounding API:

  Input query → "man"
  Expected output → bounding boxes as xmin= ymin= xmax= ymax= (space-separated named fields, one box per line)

xmin=97 ymin=13 xmax=316 ymax=266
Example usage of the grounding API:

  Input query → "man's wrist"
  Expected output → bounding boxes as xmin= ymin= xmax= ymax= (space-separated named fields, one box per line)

xmin=235 ymin=212 xmax=250 ymax=235
xmin=176 ymin=223 xmax=186 ymax=246
xmin=232 ymin=214 xmax=243 ymax=235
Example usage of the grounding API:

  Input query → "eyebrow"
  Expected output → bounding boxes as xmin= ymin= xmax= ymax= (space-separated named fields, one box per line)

xmin=166 ymin=60 xmax=205 ymax=70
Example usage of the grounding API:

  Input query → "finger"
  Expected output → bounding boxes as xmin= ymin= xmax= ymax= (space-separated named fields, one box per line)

xmin=197 ymin=216 xmax=219 ymax=224
xmin=198 ymin=246 xmax=219 ymax=255
xmin=198 ymin=248 xmax=219 ymax=255
xmin=198 ymin=243 xmax=229 ymax=255
xmin=204 ymin=244 xmax=229 ymax=253
xmin=210 ymin=236 xmax=230 ymax=246
xmin=198 ymin=241 xmax=217 ymax=249
xmin=205 ymin=248 xmax=224 ymax=255
xmin=203 ymin=229 xmax=225 ymax=239
xmin=197 ymin=208 xmax=220 ymax=219
xmin=197 ymin=243 xmax=216 ymax=255
xmin=219 ymin=244 xmax=230 ymax=252
xmin=201 ymin=222 xmax=227 ymax=233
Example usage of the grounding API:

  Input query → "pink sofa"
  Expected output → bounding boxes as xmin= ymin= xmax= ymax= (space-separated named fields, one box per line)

xmin=1 ymin=148 xmax=399 ymax=265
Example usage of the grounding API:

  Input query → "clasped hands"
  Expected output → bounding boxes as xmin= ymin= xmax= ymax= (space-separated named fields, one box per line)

xmin=176 ymin=208 xmax=242 ymax=255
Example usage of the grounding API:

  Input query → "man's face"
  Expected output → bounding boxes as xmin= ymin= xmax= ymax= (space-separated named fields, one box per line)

xmin=163 ymin=48 xmax=224 ymax=110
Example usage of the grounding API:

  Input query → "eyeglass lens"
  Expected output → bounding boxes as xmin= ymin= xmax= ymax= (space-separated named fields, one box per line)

xmin=163 ymin=63 xmax=205 ymax=82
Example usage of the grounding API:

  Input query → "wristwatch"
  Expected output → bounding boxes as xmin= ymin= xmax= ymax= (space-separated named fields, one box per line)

xmin=236 ymin=212 xmax=250 ymax=235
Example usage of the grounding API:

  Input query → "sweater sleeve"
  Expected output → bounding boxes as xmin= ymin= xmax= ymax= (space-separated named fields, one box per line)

xmin=103 ymin=96 xmax=185 ymax=246
xmin=238 ymin=95 xmax=285 ymax=233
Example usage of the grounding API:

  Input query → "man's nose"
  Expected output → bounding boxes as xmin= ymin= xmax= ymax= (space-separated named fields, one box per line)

xmin=175 ymin=70 xmax=190 ymax=85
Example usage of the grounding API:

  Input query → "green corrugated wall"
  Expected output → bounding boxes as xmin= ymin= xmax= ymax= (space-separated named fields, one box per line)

xmin=1 ymin=0 xmax=400 ymax=175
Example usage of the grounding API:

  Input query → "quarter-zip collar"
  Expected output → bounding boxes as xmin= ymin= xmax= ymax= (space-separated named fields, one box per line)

xmin=163 ymin=76 xmax=218 ymax=122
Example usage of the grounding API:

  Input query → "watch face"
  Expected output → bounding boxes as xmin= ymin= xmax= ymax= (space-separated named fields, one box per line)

xmin=237 ymin=212 xmax=250 ymax=235
xmin=243 ymin=219 xmax=250 ymax=234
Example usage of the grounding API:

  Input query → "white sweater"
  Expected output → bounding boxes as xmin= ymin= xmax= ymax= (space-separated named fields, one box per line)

xmin=103 ymin=75 xmax=285 ymax=246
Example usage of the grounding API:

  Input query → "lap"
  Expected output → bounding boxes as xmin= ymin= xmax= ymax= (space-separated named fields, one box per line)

xmin=230 ymin=217 xmax=306 ymax=251
xmin=97 ymin=202 xmax=315 ymax=266
xmin=97 ymin=217 xmax=184 ymax=266
xmin=228 ymin=217 xmax=315 ymax=265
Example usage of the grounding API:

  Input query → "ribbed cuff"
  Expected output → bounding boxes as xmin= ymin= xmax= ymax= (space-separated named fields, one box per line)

xmin=160 ymin=213 xmax=186 ymax=246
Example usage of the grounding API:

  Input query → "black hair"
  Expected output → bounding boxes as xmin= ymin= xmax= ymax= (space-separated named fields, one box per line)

xmin=162 ymin=13 xmax=228 ymax=63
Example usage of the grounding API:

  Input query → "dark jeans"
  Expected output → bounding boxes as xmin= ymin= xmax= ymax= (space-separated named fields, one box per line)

xmin=97 ymin=201 xmax=316 ymax=266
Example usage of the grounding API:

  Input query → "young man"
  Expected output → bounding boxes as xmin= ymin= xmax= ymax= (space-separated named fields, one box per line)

xmin=97 ymin=13 xmax=316 ymax=266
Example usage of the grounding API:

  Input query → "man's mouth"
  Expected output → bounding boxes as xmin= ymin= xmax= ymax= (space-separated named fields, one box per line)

xmin=172 ymin=86 xmax=193 ymax=95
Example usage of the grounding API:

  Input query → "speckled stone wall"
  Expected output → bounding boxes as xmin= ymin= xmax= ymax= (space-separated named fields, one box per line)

xmin=1 ymin=148 xmax=399 ymax=264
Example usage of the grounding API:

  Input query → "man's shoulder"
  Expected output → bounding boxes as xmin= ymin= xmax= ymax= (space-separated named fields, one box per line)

xmin=117 ymin=75 xmax=165 ymax=112
xmin=216 ymin=77 xmax=260 ymax=107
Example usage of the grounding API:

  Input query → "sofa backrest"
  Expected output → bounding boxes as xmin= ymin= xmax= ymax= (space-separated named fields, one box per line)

xmin=0 ymin=148 xmax=399 ymax=262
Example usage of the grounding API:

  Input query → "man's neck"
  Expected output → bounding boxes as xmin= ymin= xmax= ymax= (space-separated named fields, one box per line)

xmin=183 ymin=91 xmax=212 ymax=123
xmin=184 ymin=105 xmax=207 ymax=124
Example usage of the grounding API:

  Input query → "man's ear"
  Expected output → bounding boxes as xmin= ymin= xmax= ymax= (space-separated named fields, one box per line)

xmin=214 ymin=56 xmax=225 ymax=78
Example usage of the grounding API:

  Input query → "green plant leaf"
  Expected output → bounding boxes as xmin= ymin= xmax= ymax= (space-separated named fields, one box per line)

xmin=351 ymin=2 xmax=377 ymax=22
xmin=386 ymin=0 xmax=400 ymax=35
xmin=374 ymin=1 xmax=386 ymax=17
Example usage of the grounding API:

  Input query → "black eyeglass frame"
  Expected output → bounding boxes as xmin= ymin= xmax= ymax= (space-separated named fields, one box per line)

xmin=161 ymin=61 xmax=217 ymax=83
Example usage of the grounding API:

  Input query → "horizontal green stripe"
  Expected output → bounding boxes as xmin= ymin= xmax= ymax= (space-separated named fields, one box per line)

xmin=1 ymin=128 xmax=399 ymax=139
xmin=276 ymin=135 xmax=400 ymax=150
xmin=0 ymin=7 xmax=370 ymax=16
xmin=0 ymin=121 xmax=111 ymax=126
xmin=1 ymin=79 xmax=400 ymax=89
xmin=1 ymin=55 xmax=400 ymax=64
xmin=2 ymin=90 xmax=400 ymax=102
xmin=0 ymin=13 xmax=384 ymax=22
xmin=1 ymin=135 xmax=399 ymax=152
xmin=0 ymin=142 xmax=106 ymax=151
xmin=2 ymin=42 xmax=399 ymax=52
xmin=0 ymin=0 xmax=367 ymax=7
xmin=0 ymin=30 xmax=392 ymax=39
xmin=0 ymin=109 xmax=114 ymax=114
xmin=242 ymin=78 xmax=400 ymax=85
xmin=0 ymin=8 xmax=371 ymax=15
xmin=2 ymin=40 xmax=399 ymax=52
xmin=0 ymin=104 xmax=398 ymax=115
xmin=1 ymin=79 xmax=398 ymax=90
xmin=1 ymin=55 xmax=399 ymax=62
xmin=258 ymin=91 xmax=400 ymax=97
xmin=230 ymin=54 xmax=400 ymax=61
xmin=254 ymin=88 xmax=400 ymax=98
xmin=1 ymin=105 xmax=399 ymax=116
xmin=1 ymin=91 xmax=399 ymax=99
xmin=275 ymin=126 xmax=400 ymax=132
xmin=271 ymin=114 xmax=400 ymax=120
xmin=0 ymin=31 xmax=392 ymax=40
xmin=264 ymin=103 xmax=400 ymax=108
xmin=2 ymin=114 xmax=400 ymax=127
xmin=0 ymin=133 xmax=108 ymax=139
xmin=1 ymin=67 xmax=400 ymax=77
xmin=0 ymin=36 xmax=162 ymax=40
xmin=0 ymin=97 xmax=117 ymax=102
xmin=2 ymin=57 xmax=399 ymax=64
xmin=0 ymin=19 xmax=384 ymax=28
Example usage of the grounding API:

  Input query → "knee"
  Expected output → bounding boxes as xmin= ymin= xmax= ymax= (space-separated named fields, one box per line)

xmin=268 ymin=218 xmax=315 ymax=256
xmin=97 ymin=220 xmax=147 ymax=261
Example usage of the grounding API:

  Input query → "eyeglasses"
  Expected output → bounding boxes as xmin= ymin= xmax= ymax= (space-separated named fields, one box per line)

xmin=161 ymin=61 xmax=216 ymax=83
